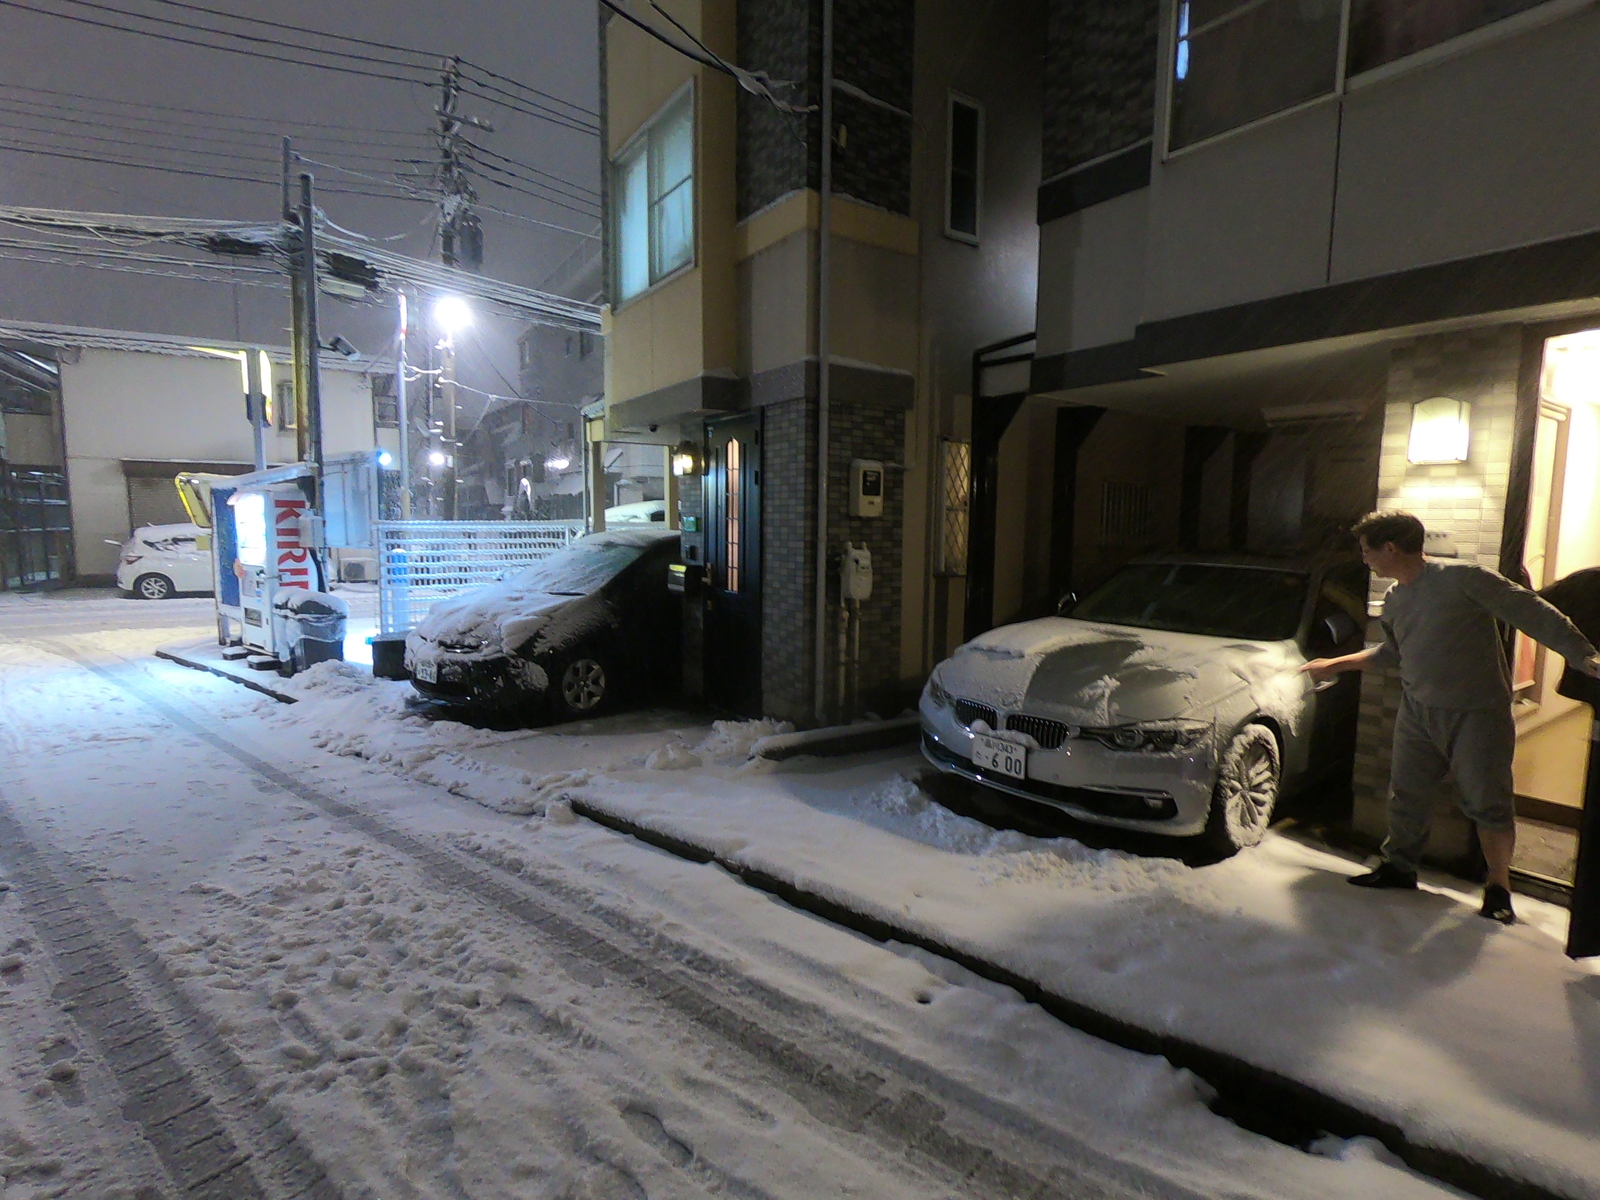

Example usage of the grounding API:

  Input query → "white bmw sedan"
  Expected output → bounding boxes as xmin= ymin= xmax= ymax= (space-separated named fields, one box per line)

xmin=920 ymin=555 xmax=1368 ymax=854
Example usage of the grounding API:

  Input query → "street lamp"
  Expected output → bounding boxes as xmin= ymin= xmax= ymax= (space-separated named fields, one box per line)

xmin=433 ymin=295 xmax=472 ymax=341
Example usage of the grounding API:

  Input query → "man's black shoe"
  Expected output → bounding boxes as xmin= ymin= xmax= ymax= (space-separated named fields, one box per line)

xmin=1347 ymin=863 xmax=1419 ymax=889
xmin=1480 ymin=884 xmax=1516 ymax=924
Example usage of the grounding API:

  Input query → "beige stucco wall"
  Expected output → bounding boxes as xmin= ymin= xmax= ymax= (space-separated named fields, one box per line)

xmin=59 ymin=348 xmax=379 ymax=579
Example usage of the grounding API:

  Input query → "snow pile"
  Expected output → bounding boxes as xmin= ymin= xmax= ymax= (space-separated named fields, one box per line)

xmin=645 ymin=742 xmax=701 ymax=770
xmin=695 ymin=718 xmax=793 ymax=762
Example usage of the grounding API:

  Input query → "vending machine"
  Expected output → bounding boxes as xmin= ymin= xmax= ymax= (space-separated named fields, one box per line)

xmin=178 ymin=452 xmax=379 ymax=668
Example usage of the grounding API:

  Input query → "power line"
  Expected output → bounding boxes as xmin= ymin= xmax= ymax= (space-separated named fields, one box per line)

xmin=132 ymin=0 xmax=599 ymax=121
xmin=0 ymin=139 xmax=419 ymax=200
xmin=0 ymin=80 xmax=433 ymax=140
xmin=460 ymin=141 xmax=600 ymax=201
xmin=463 ymin=162 xmax=603 ymax=219
xmin=1 ymin=0 xmax=600 ymax=137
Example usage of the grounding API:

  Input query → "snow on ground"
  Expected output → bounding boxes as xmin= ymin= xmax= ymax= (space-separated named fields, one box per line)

xmin=0 ymin=602 xmax=1487 ymax=1198
xmin=247 ymin=658 xmax=1600 ymax=1199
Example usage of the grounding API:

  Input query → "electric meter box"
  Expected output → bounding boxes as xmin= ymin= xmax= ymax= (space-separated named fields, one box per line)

xmin=841 ymin=542 xmax=873 ymax=601
xmin=849 ymin=459 xmax=885 ymax=518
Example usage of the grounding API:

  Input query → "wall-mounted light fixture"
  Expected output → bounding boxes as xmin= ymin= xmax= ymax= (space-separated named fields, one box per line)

xmin=1408 ymin=395 xmax=1472 ymax=464
xmin=671 ymin=440 xmax=704 ymax=477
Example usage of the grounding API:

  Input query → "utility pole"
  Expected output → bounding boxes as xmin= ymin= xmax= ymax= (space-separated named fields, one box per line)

xmin=813 ymin=0 xmax=836 ymax=724
xmin=395 ymin=292 xmax=411 ymax=519
xmin=436 ymin=58 xmax=490 ymax=272
xmin=298 ymin=174 xmax=325 ymax=475
xmin=440 ymin=330 xmax=458 ymax=520
xmin=284 ymin=138 xmax=310 ymax=464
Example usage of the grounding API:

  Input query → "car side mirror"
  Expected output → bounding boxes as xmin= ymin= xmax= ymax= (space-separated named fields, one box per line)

xmin=1322 ymin=612 xmax=1359 ymax=647
xmin=1056 ymin=591 xmax=1077 ymax=617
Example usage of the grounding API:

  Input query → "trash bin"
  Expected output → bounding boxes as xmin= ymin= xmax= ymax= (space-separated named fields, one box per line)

xmin=272 ymin=589 xmax=349 ymax=675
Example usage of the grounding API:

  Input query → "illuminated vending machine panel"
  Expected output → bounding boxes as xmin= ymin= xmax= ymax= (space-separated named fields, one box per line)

xmin=230 ymin=482 xmax=315 ymax=655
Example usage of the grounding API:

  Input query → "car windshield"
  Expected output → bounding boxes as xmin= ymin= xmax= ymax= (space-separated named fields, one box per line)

xmin=1070 ymin=563 xmax=1308 ymax=641
xmin=507 ymin=536 xmax=653 ymax=596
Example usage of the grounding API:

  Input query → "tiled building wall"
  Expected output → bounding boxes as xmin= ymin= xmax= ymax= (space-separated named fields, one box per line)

xmin=736 ymin=0 xmax=915 ymax=219
xmin=758 ymin=393 xmax=908 ymax=722
xmin=1042 ymin=0 xmax=1161 ymax=179
xmin=1351 ymin=327 xmax=1523 ymax=862
xmin=760 ymin=396 xmax=817 ymax=719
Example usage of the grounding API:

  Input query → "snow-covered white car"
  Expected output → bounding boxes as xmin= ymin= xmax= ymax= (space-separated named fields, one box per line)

xmin=921 ymin=554 xmax=1369 ymax=854
xmin=405 ymin=528 xmax=681 ymax=721
xmin=114 ymin=522 xmax=214 ymax=600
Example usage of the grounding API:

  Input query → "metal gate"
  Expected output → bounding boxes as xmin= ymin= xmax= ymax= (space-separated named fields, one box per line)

xmin=376 ymin=520 xmax=583 ymax=636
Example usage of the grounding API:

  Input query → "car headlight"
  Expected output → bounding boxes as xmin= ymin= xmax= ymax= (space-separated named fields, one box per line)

xmin=924 ymin=674 xmax=952 ymax=709
xmin=1083 ymin=720 xmax=1209 ymax=753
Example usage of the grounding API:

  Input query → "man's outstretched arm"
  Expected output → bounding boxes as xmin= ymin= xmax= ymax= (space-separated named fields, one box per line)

xmin=1463 ymin=567 xmax=1600 ymax=677
xmin=1301 ymin=644 xmax=1385 ymax=682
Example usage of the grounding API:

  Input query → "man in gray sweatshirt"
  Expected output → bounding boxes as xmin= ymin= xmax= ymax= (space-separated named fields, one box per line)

xmin=1303 ymin=511 xmax=1600 ymax=923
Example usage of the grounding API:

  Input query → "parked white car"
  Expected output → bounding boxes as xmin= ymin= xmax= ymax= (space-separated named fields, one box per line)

xmin=920 ymin=554 xmax=1369 ymax=854
xmin=115 ymin=523 xmax=214 ymax=599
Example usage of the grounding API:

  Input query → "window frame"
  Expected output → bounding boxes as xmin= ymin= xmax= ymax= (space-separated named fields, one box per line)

xmin=944 ymin=92 xmax=984 ymax=246
xmin=1162 ymin=0 xmax=1571 ymax=161
xmin=611 ymin=81 xmax=697 ymax=307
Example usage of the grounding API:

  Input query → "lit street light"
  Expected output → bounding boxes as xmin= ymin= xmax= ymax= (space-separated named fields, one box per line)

xmin=433 ymin=295 xmax=472 ymax=340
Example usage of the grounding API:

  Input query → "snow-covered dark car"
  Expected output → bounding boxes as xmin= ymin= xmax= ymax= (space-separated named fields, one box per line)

xmin=921 ymin=554 xmax=1369 ymax=854
xmin=405 ymin=528 xmax=681 ymax=721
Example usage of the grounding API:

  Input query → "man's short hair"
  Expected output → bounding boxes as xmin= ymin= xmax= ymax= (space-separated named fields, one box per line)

xmin=1353 ymin=510 xmax=1426 ymax=554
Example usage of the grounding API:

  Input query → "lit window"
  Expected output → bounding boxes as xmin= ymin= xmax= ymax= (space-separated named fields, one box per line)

xmin=275 ymin=380 xmax=296 ymax=431
xmin=945 ymin=95 xmax=983 ymax=244
xmin=613 ymin=87 xmax=695 ymax=302
xmin=724 ymin=438 xmax=742 ymax=593
xmin=1169 ymin=0 xmax=1342 ymax=151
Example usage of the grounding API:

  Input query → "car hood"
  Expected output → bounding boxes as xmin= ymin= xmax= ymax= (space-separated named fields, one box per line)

xmin=936 ymin=618 xmax=1310 ymax=729
xmin=410 ymin=578 xmax=592 ymax=659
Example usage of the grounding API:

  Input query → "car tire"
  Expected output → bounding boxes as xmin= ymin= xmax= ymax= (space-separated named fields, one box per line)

xmin=133 ymin=573 xmax=174 ymax=601
xmin=549 ymin=650 xmax=613 ymax=720
xmin=1202 ymin=723 xmax=1281 ymax=856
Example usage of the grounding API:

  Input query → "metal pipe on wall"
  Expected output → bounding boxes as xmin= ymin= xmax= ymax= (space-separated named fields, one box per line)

xmin=812 ymin=0 xmax=835 ymax=724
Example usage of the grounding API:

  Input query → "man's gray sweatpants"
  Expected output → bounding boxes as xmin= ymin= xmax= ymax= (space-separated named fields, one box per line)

xmin=1383 ymin=696 xmax=1517 ymax=874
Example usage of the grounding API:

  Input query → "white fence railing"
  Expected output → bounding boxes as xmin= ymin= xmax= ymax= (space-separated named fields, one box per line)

xmin=376 ymin=520 xmax=585 ymax=636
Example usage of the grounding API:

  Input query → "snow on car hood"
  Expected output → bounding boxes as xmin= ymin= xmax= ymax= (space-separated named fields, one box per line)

xmin=937 ymin=618 xmax=1310 ymax=729
xmin=409 ymin=579 xmax=575 ymax=658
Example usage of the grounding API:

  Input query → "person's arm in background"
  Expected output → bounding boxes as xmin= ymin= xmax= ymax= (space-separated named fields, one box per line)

xmin=1462 ymin=567 xmax=1600 ymax=678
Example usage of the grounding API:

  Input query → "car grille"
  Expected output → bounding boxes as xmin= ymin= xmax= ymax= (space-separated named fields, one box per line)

xmin=1005 ymin=713 xmax=1076 ymax=750
xmin=952 ymin=698 xmax=999 ymax=730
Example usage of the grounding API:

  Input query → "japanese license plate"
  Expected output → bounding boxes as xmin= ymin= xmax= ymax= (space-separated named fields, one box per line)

xmin=413 ymin=656 xmax=437 ymax=683
xmin=972 ymin=733 xmax=1027 ymax=780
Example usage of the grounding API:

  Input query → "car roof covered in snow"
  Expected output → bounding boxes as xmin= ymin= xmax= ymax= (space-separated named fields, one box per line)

xmin=134 ymin=523 xmax=203 ymax=541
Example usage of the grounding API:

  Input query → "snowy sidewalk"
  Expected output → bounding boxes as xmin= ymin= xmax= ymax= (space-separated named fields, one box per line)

xmin=265 ymin=665 xmax=1600 ymax=1200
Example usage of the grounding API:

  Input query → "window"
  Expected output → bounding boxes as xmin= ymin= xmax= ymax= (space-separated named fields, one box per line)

xmin=935 ymin=439 xmax=971 ymax=576
xmin=945 ymin=95 xmax=983 ymax=243
xmin=724 ymin=438 xmax=742 ymax=593
xmin=275 ymin=380 xmax=296 ymax=431
xmin=613 ymin=87 xmax=694 ymax=303
xmin=1169 ymin=0 xmax=1342 ymax=151
xmin=1100 ymin=481 xmax=1153 ymax=545
xmin=1347 ymin=0 xmax=1550 ymax=74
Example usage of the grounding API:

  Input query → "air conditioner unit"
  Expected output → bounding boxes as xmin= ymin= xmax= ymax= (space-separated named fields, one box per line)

xmin=340 ymin=558 xmax=376 ymax=583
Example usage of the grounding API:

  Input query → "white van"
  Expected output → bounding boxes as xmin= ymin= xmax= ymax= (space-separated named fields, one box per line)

xmin=115 ymin=523 xmax=214 ymax=599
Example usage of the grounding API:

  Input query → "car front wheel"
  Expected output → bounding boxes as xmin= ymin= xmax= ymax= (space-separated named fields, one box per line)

xmin=550 ymin=651 xmax=611 ymax=720
xmin=1202 ymin=723 xmax=1281 ymax=855
xmin=133 ymin=573 xmax=174 ymax=600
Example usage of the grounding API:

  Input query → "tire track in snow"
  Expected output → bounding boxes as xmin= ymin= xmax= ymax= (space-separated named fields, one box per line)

xmin=0 ymin=799 xmax=343 ymax=1200
xmin=47 ymin=642 xmax=1210 ymax=1200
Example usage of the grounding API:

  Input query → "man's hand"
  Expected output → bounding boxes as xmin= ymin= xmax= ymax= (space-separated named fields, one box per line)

xmin=1300 ymin=658 xmax=1344 ymax=682
xmin=1579 ymin=653 xmax=1600 ymax=680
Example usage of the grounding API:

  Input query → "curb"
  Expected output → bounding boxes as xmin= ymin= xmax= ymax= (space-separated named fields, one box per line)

xmin=565 ymin=794 xmax=1570 ymax=1200
xmin=155 ymin=649 xmax=298 ymax=704
xmin=752 ymin=716 xmax=920 ymax=760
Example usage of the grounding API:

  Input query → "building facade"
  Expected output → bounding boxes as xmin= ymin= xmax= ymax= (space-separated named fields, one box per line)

xmin=0 ymin=322 xmax=395 ymax=586
xmin=596 ymin=0 xmax=1047 ymax=722
xmin=1016 ymin=0 xmax=1600 ymax=864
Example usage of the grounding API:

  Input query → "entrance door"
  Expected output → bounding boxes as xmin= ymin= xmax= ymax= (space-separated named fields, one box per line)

xmin=704 ymin=414 xmax=762 ymax=714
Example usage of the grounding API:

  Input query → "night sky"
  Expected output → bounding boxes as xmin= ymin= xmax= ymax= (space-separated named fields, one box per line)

xmin=0 ymin=0 xmax=601 ymax=401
